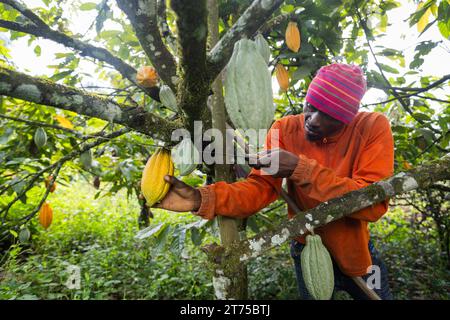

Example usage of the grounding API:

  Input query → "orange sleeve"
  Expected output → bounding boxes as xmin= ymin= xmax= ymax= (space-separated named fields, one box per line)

xmin=289 ymin=114 xmax=394 ymax=222
xmin=194 ymin=121 xmax=284 ymax=220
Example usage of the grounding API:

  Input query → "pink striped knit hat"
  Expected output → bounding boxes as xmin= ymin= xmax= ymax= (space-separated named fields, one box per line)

xmin=305 ymin=63 xmax=367 ymax=124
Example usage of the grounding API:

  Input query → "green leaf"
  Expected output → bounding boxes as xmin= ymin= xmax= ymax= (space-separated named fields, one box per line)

xmin=438 ymin=117 xmax=449 ymax=134
xmin=135 ymin=223 xmax=165 ymax=240
xmin=79 ymin=2 xmax=97 ymax=11
xmin=190 ymin=227 xmax=203 ymax=246
xmin=438 ymin=21 xmax=450 ymax=39
xmin=412 ymin=112 xmax=431 ymax=122
xmin=34 ymin=45 xmax=41 ymax=56
xmin=378 ymin=63 xmax=399 ymax=74
xmin=409 ymin=58 xmax=424 ymax=69
xmin=417 ymin=128 xmax=435 ymax=143
xmin=9 ymin=230 xmax=18 ymax=238
xmin=50 ymin=70 xmax=73 ymax=82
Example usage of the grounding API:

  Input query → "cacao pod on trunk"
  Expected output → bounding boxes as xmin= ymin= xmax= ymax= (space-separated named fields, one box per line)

xmin=224 ymin=38 xmax=275 ymax=133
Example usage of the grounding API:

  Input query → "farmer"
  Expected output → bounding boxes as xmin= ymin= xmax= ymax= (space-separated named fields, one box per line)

xmin=156 ymin=63 xmax=394 ymax=300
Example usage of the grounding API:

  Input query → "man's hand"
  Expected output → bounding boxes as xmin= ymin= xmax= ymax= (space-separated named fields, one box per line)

xmin=247 ymin=148 xmax=299 ymax=178
xmin=153 ymin=175 xmax=202 ymax=212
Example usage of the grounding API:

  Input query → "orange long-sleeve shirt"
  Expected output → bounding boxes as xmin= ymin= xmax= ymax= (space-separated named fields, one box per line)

xmin=195 ymin=111 xmax=394 ymax=277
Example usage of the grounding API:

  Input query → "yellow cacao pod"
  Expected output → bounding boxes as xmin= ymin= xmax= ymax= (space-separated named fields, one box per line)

xmin=141 ymin=148 xmax=174 ymax=207
xmin=301 ymin=234 xmax=335 ymax=300
xmin=39 ymin=202 xmax=53 ymax=229
xmin=136 ymin=66 xmax=159 ymax=88
xmin=275 ymin=64 xmax=289 ymax=92
xmin=285 ymin=21 xmax=301 ymax=53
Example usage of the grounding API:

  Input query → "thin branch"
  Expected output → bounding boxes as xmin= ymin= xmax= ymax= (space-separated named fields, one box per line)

xmin=19 ymin=161 xmax=64 ymax=223
xmin=207 ymin=0 xmax=284 ymax=79
xmin=375 ymin=74 xmax=450 ymax=92
xmin=171 ymin=0 xmax=210 ymax=132
xmin=0 ymin=113 xmax=85 ymax=137
xmin=0 ymin=127 xmax=131 ymax=218
xmin=157 ymin=0 xmax=177 ymax=54
xmin=258 ymin=12 xmax=297 ymax=36
xmin=0 ymin=0 xmax=49 ymax=29
xmin=357 ymin=11 xmax=440 ymax=134
xmin=116 ymin=0 xmax=177 ymax=90
xmin=0 ymin=0 xmax=161 ymax=101
xmin=430 ymin=184 xmax=450 ymax=193
xmin=0 ymin=67 xmax=183 ymax=142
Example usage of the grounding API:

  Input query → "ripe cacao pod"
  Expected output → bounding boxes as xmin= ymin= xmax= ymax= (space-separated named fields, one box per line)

xmin=301 ymin=234 xmax=335 ymax=300
xmin=275 ymin=64 xmax=289 ymax=92
xmin=254 ymin=34 xmax=271 ymax=65
xmin=80 ymin=149 xmax=93 ymax=169
xmin=159 ymin=85 xmax=177 ymax=111
xmin=34 ymin=127 xmax=47 ymax=149
xmin=224 ymin=38 xmax=275 ymax=132
xmin=136 ymin=66 xmax=158 ymax=88
xmin=141 ymin=148 xmax=174 ymax=207
xmin=172 ymin=138 xmax=200 ymax=176
xmin=285 ymin=21 xmax=301 ymax=52
xmin=39 ymin=202 xmax=53 ymax=229
xmin=44 ymin=175 xmax=57 ymax=193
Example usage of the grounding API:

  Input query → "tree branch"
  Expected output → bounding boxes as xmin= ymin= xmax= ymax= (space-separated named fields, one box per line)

xmin=0 ymin=0 xmax=162 ymax=101
xmin=258 ymin=12 xmax=297 ymax=36
xmin=0 ymin=127 xmax=131 ymax=219
xmin=157 ymin=0 xmax=177 ymax=53
xmin=206 ymin=155 xmax=450 ymax=264
xmin=116 ymin=0 xmax=177 ymax=91
xmin=0 ymin=67 xmax=182 ymax=142
xmin=375 ymin=74 xmax=450 ymax=92
xmin=0 ymin=0 xmax=49 ymax=29
xmin=357 ymin=11 xmax=441 ymax=134
xmin=207 ymin=0 xmax=284 ymax=79
xmin=171 ymin=0 xmax=211 ymax=132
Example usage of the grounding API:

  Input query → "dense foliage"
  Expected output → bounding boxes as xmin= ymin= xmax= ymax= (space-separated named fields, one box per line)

xmin=0 ymin=0 xmax=449 ymax=299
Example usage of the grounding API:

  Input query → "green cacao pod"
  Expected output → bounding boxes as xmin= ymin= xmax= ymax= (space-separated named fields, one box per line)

xmin=172 ymin=138 xmax=200 ymax=176
xmin=254 ymin=34 xmax=271 ymax=64
xmin=301 ymin=234 xmax=335 ymax=300
xmin=159 ymin=84 xmax=177 ymax=112
xmin=18 ymin=227 xmax=31 ymax=243
xmin=34 ymin=127 xmax=47 ymax=149
xmin=80 ymin=149 xmax=93 ymax=169
xmin=224 ymin=38 xmax=275 ymax=133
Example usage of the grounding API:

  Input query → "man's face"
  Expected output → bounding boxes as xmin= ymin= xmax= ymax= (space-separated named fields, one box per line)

xmin=303 ymin=102 xmax=345 ymax=141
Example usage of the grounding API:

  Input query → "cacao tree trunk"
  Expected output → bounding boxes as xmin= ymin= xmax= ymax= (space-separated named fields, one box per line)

xmin=207 ymin=0 xmax=248 ymax=300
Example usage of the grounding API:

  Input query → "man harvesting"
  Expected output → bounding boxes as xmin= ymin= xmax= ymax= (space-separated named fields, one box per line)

xmin=156 ymin=63 xmax=394 ymax=300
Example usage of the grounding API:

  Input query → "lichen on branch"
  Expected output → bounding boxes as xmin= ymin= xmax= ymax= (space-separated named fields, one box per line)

xmin=0 ymin=67 xmax=182 ymax=142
